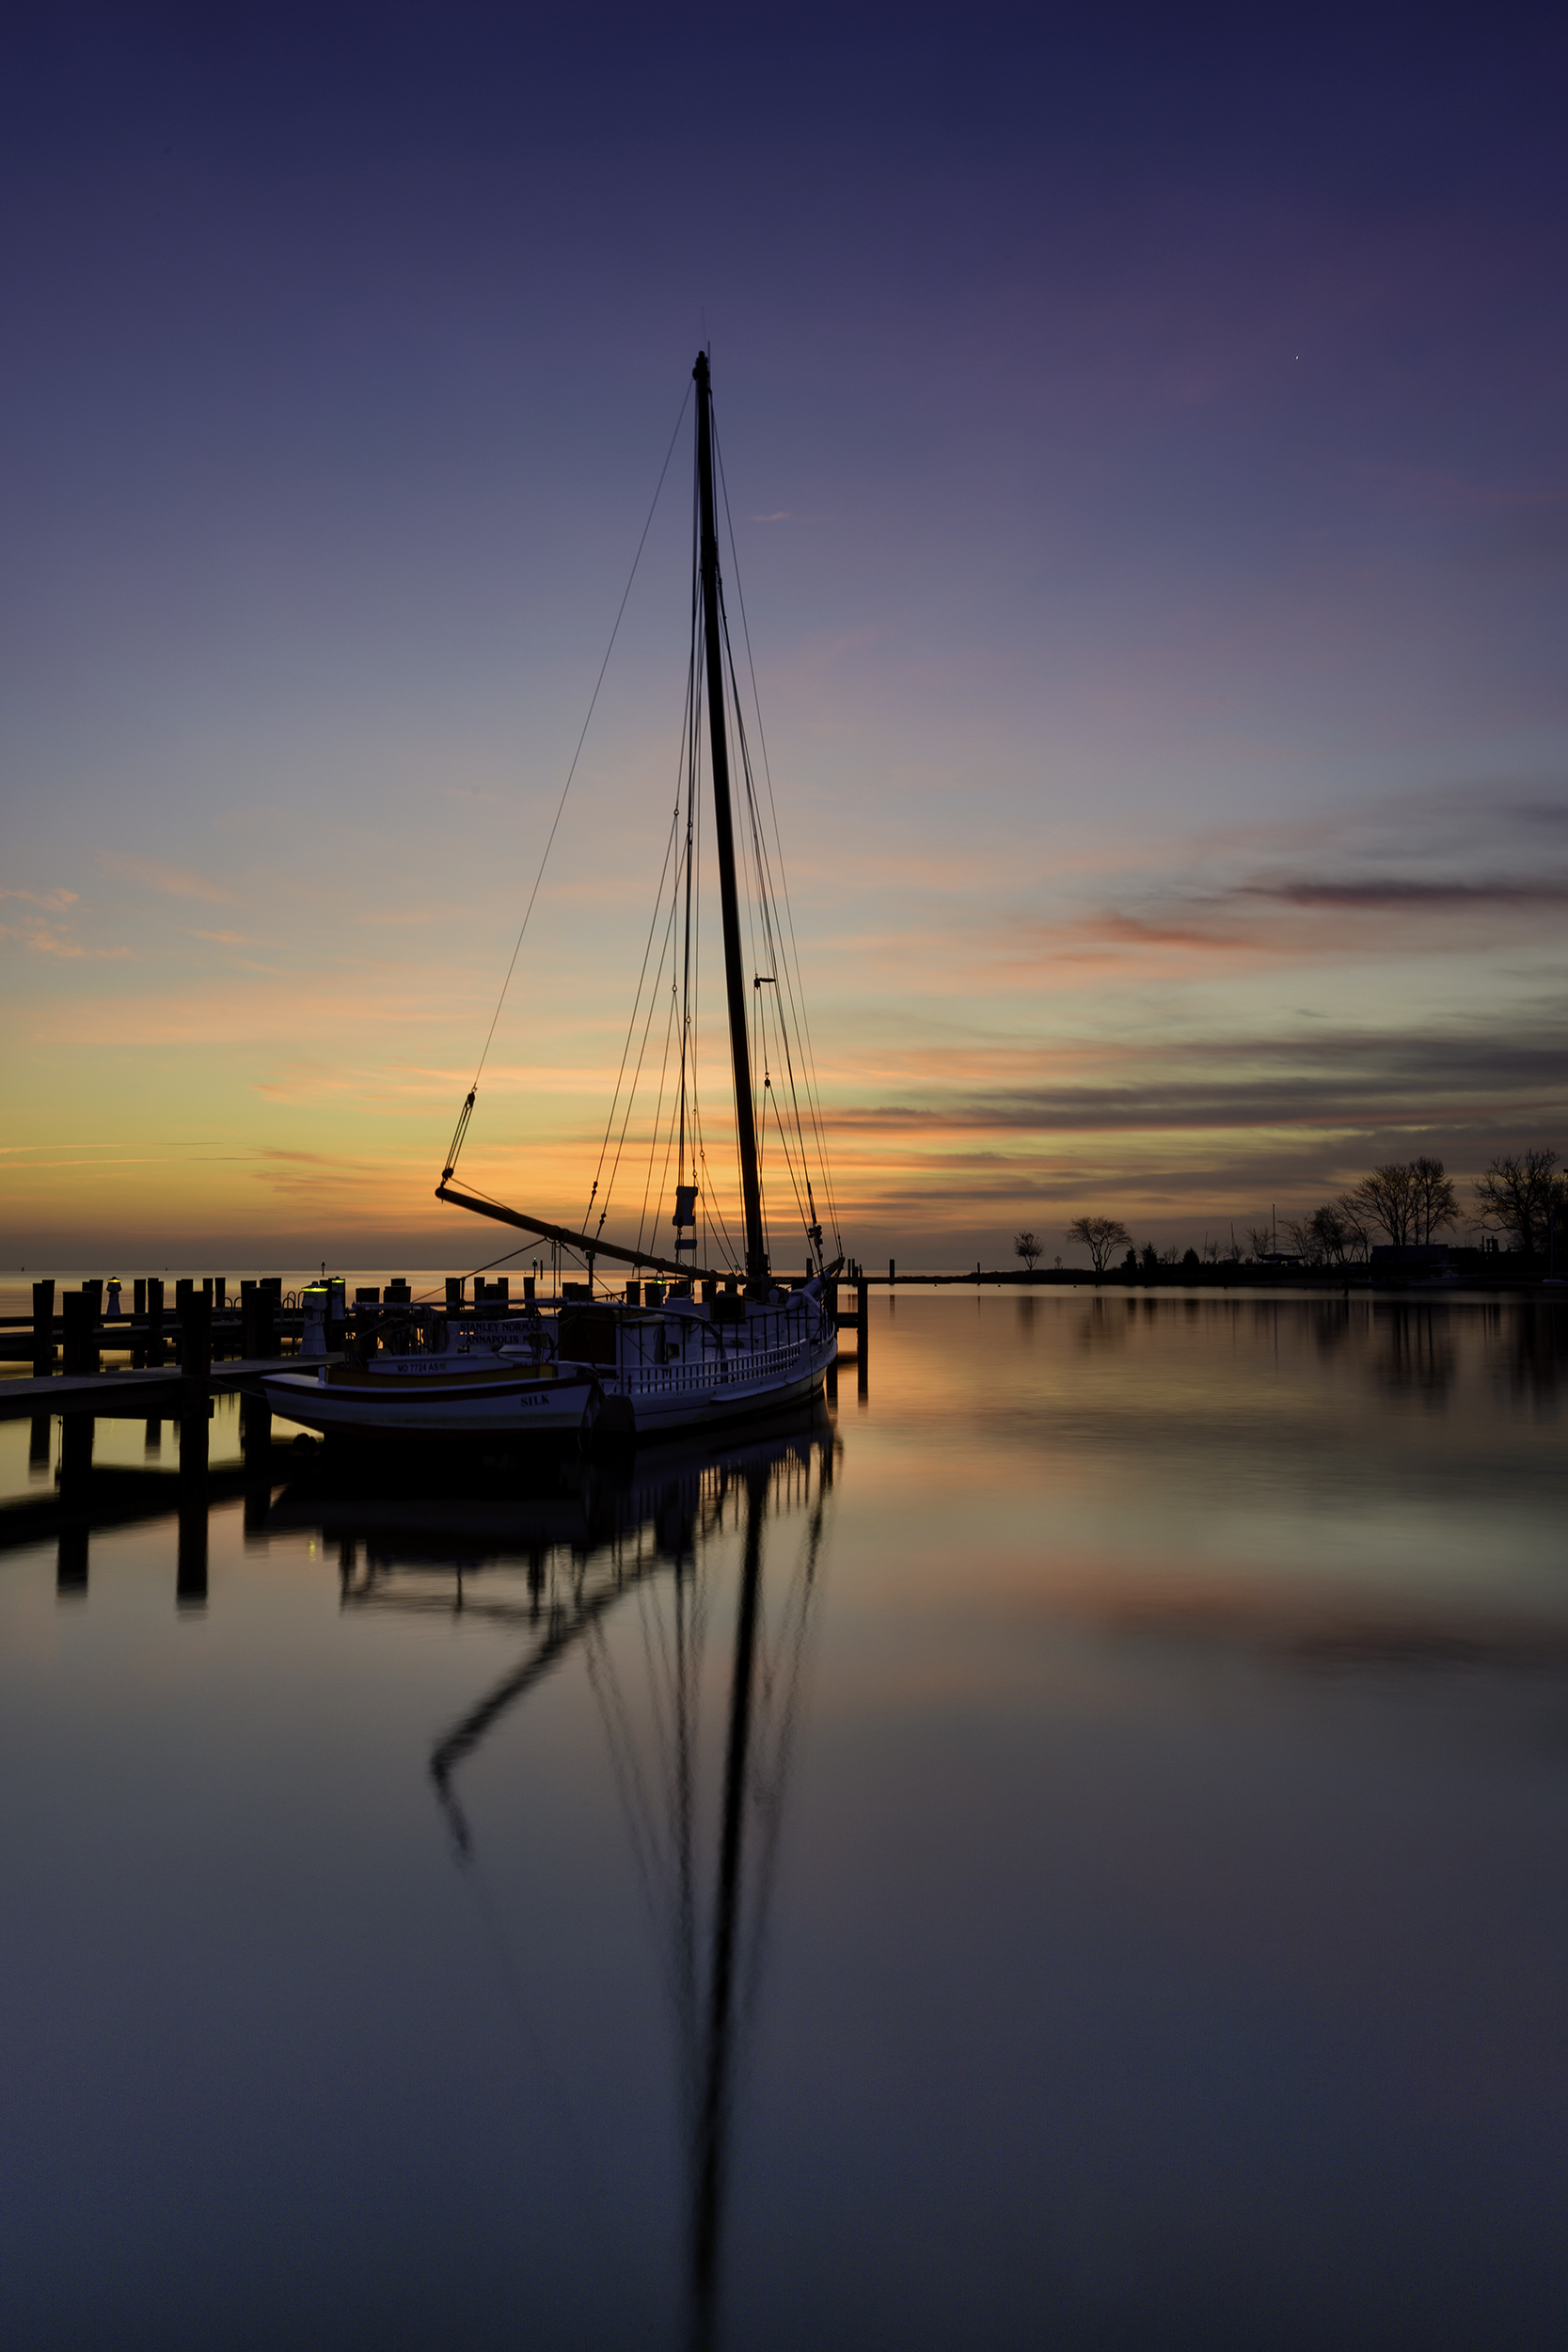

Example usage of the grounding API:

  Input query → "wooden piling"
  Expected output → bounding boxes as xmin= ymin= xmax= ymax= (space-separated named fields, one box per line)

xmin=31 ymin=1279 xmax=54 ymax=1377
xmin=180 ymin=1291 xmax=213 ymax=1383
xmin=61 ymin=1291 xmax=93 ymax=1377
xmin=146 ymin=1278 xmax=165 ymax=1368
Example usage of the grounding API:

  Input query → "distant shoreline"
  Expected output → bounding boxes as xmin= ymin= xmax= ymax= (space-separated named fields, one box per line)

xmin=864 ymin=1263 xmax=1565 ymax=1295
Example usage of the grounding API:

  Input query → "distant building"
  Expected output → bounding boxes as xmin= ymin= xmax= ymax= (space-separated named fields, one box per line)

xmin=1369 ymin=1245 xmax=1451 ymax=1272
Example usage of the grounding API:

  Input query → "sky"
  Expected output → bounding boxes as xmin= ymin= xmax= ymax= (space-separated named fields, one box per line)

xmin=3 ymin=3 xmax=1565 ymax=1273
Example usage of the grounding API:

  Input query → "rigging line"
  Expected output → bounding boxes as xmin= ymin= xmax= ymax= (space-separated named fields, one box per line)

xmin=461 ymin=383 xmax=692 ymax=1111
xmin=693 ymin=1131 xmax=742 ymax=1272
xmin=734 ymin=723 xmax=837 ymax=1247
xmin=772 ymin=1093 xmax=811 ymax=1248
xmin=765 ymin=1008 xmax=812 ymax=1240
xmin=635 ymin=972 xmax=682 ymax=1259
xmin=715 ymin=432 xmax=844 ymax=1248
xmin=714 ymin=565 xmax=822 ymax=1221
xmin=602 ymin=882 xmax=683 ymax=1233
xmin=582 ymin=689 xmax=692 ymax=1226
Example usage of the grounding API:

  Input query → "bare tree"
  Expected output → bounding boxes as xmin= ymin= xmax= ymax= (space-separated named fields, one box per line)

xmin=1065 ymin=1215 xmax=1132 ymax=1276
xmin=1410 ymin=1156 xmax=1458 ymax=1244
xmin=1013 ymin=1230 xmax=1042 ymax=1271
xmin=1348 ymin=1163 xmax=1421 ymax=1248
xmin=1246 ymin=1225 xmax=1273 ymax=1261
xmin=1300 ymin=1201 xmax=1364 ymax=1266
xmin=1474 ymin=1150 xmax=1565 ymax=1260
xmin=1283 ymin=1216 xmax=1321 ymax=1266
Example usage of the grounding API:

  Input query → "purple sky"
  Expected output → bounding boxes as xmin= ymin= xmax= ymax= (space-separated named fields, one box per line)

xmin=4 ymin=6 xmax=1565 ymax=1266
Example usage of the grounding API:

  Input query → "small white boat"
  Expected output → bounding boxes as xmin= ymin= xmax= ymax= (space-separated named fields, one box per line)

xmin=267 ymin=351 xmax=844 ymax=1448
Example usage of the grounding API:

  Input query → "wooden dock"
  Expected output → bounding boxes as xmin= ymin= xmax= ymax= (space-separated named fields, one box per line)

xmin=0 ymin=1359 xmax=330 ymax=1422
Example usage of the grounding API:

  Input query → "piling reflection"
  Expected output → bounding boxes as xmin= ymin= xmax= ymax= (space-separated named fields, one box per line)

xmin=1370 ymin=1304 xmax=1458 ymax=1406
xmin=1073 ymin=1296 xmax=1132 ymax=1353
xmin=271 ymin=1407 xmax=837 ymax=2352
xmin=1489 ymin=1301 xmax=1568 ymax=1410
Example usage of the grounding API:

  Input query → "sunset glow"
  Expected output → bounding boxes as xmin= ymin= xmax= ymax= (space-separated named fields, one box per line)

xmin=4 ymin=12 xmax=1564 ymax=1269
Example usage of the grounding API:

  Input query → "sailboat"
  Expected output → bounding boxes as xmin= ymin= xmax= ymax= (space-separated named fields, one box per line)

xmin=264 ymin=353 xmax=843 ymax=1447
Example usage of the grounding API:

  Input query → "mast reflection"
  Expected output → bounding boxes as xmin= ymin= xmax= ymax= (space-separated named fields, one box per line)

xmin=275 ymin=1408 xmax=837 ymax=2350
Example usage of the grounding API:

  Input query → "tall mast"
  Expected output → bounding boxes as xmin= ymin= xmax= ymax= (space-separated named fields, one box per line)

xmin=693 ymin=350 xmax=768 ymax=1289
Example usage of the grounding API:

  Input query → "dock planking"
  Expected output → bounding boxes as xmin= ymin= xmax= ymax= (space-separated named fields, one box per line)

xmin=0 ymin=1359 xmax=340 ymax=1421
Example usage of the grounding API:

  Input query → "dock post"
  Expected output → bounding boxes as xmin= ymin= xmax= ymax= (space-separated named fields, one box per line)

xmin=856 ymin=1277 xmax=869 ymax=1401
xmin=146 ymin=1278 xmax=165 ymax=1368
xmin=61 ymin=1290 xmax=92 ymax=1376
xmin=29 ymin=1414 xmax=51 ymax=1473
xmin=31 ymin=1279 xmax=55 ymax=1376
xmin=889 ymin=1258 xmax=895 ymax=1286
xmin=132 ymin=1278 xmax=147 ymax=1365
xmin=180 ymin=1291 xmax=213 ymax=1387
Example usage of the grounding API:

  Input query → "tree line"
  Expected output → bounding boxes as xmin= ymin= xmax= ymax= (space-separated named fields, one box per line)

xmin=1017 ymin=1146 xmax=1566 ymax=1275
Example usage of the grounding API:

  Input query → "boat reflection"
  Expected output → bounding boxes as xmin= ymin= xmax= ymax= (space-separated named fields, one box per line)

xmin=271 ymin=1404 xmax=839 ymax=2352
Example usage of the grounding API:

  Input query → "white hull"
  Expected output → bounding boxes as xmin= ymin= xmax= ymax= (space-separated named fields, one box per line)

xmin=262 ymin=1325 xmax=837 ymax=1444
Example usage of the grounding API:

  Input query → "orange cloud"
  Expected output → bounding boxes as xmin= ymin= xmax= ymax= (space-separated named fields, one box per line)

xmin=97 ymin=851 xmax=238 ymax=904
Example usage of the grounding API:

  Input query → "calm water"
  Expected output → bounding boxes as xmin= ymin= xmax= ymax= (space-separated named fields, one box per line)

xmin=2 ymin=1291 xmax=1566 ymax=2350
